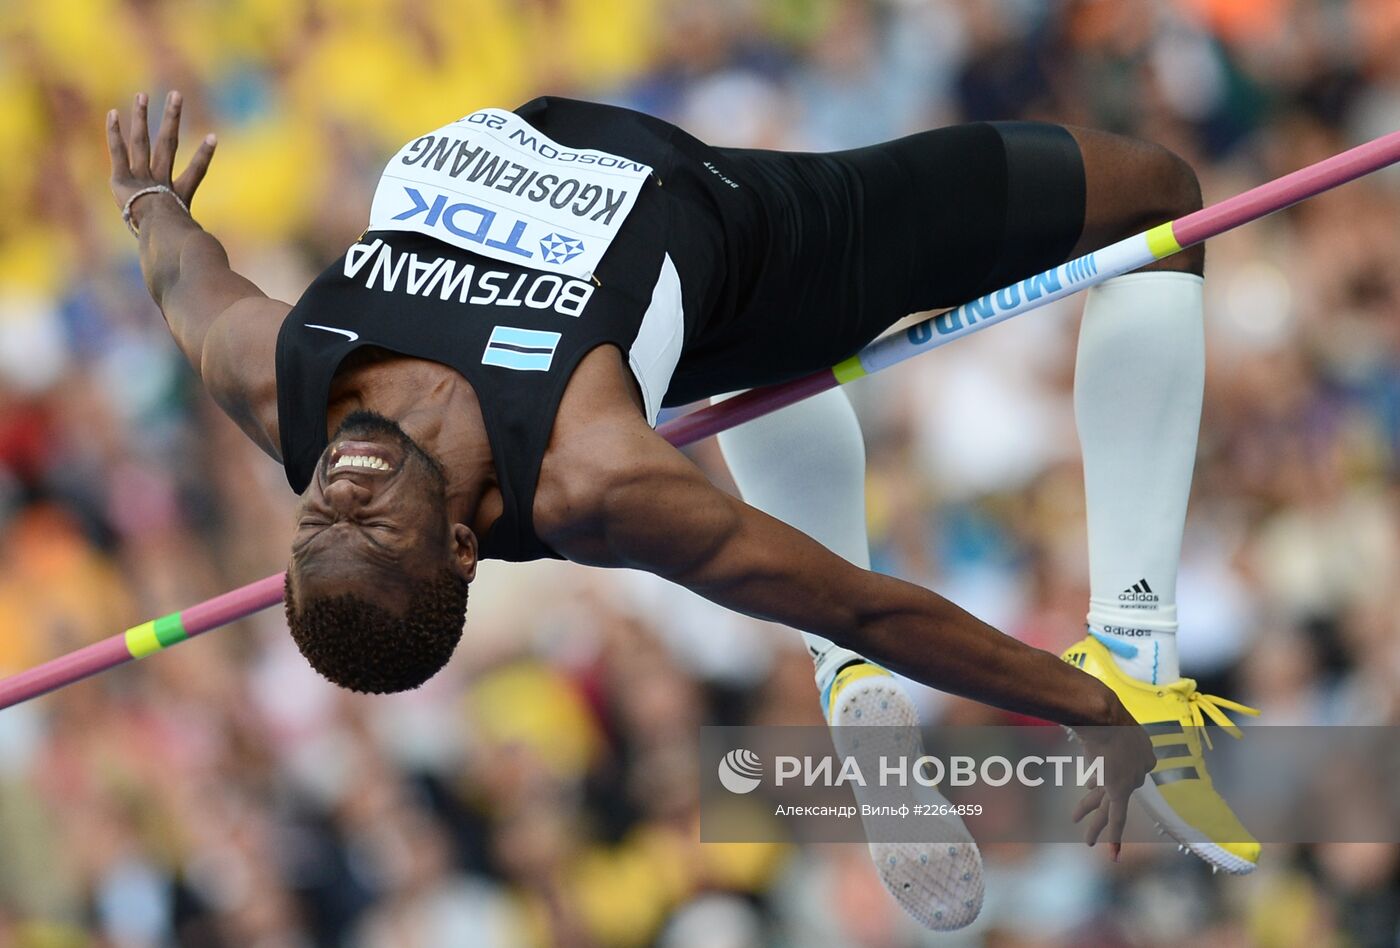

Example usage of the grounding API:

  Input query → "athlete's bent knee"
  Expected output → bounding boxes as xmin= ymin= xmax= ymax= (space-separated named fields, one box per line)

xmin=1134 ymin=145 xmax=1204 ymax=274
xmin=1075 ymin=130 xmax=1205 ymax=273
xmin=1147 ymin=145 xmax=1203 ymax=221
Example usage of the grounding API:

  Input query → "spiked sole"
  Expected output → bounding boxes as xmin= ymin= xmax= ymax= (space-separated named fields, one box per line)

xmin=828 ymin=674 xmax=985 ymax=930
xmin=1138 ymin=781 xmax=1257 ymax=875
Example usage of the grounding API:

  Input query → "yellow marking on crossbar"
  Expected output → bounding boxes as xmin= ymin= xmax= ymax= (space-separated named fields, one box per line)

xmin=1145 ymin=222 xmax=1183 ymax=259
xmin=125 ymin=621 xmax=162 ymax=659
xmin=833 ymin=356 xmax=867 ymax=384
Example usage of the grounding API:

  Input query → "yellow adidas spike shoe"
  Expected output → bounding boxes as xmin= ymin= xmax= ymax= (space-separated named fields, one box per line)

xmin=1061 ymin=634 xmax=1262 ymax=874
xmin=824 ymin=662 xmax=984 ymax=930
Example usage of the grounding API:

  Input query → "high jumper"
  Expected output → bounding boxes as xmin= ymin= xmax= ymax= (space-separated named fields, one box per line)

xmin=4 ymin=90 xmax=1398 ymax=929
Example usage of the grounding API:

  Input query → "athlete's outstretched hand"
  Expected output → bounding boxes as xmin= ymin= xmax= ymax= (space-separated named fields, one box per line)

xmin=106 ymin=91 xmax=216 ymax=213
xmin=1072 ymin=720 xmax=1156 ymax=860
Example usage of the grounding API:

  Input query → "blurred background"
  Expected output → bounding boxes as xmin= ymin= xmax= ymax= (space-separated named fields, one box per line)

xmin=1 ymin=0 xmax=1399 ymax=945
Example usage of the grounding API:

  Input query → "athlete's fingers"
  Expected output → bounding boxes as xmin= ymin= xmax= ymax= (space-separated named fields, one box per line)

xmin=151 ymin=91 xmax=182 ymax=180
xmin=174 ymin=133 xmax=216 ymax=205
xmin=107 ymin=109 xmax=131 ymax=180
xmin=130 ymin=92 xmax=151 ymax=171
xmin=1104 ymin=789 xmax=1130 ymax=856
xmin=1072 ymin=787 xmax=1106 ymax=824
xmin=1083 ymin=799 xmax=1110 ymax=848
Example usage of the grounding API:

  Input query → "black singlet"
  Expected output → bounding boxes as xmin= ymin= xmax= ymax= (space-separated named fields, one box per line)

xmin=276 ymin=96 xmax=1087 ymax=562
xmin=277 ymin=97 xmax=751 ymax=561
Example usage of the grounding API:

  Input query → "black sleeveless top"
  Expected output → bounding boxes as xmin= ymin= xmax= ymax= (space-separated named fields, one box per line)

xmin=275 ymin=97 xmax=746 ymax=561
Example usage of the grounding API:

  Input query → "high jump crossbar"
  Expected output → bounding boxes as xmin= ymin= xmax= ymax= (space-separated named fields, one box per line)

xmin=2 ymin=128 xmax=1397 ymax=712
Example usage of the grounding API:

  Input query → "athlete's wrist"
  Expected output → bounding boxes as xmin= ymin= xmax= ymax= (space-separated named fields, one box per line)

xmin=127 ymin=188 xmax=193 ymax=236
xmin=1080 ymin=680 xmax=1131 ymax=729
xmin=1046 ymin=656 xmax=1125 ymax=727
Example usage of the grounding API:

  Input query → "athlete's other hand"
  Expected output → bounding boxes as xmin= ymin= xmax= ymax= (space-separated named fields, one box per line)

xmin=106 ymin=91 xmax=216 ymax=215
xmin=1071 ymin=716 xmax=1156 ymax=861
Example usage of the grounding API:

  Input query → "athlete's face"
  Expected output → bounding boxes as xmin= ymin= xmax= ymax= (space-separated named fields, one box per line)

xmin=289 ymin=411 xmax=473 ymax=608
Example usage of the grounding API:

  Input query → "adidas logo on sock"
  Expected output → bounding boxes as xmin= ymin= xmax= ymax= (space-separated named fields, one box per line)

xmin=1118 ymin=578 xmax=1159 ymax=606
xmin=1101 ymin=624 xmax=1153 ymax=637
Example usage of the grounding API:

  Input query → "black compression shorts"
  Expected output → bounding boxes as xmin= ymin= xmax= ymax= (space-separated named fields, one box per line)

xmin=665 ymin=122 xmax=1086 ymax=402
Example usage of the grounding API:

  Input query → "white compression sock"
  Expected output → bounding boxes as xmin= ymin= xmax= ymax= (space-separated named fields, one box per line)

xmin=1075 ymin=271 xmax=1204 ymax=684
xmin=718 ymin=389 xmax=986 ymax=932
xmin=714 ymin=387 xmax=870 ymax=699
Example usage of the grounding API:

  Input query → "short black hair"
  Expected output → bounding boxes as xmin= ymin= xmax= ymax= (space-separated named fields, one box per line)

xmin=285 ymin=569 xmax=469 ymax=694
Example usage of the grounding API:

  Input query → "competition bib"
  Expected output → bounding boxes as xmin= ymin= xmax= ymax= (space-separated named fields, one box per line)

xmin=369 ymin=109 xmax=653 ymax=280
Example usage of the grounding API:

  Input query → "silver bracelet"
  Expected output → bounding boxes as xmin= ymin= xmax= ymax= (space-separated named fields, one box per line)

xmin=122 ymin=185 xmax=190 ymax=237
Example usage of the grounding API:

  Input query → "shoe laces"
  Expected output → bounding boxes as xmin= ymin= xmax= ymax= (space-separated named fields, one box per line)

xmin=1178 ymin=684 xmax=1261 ymax=751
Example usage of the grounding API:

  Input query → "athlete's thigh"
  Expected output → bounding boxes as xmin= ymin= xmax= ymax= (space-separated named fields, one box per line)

xmin=667 ymin=124 xmax=1087 ymax=401
xmin=749 ymin=124 xmax=1084 ymax=357
xmin=844 ymin=121 xmax=1087 ymax=312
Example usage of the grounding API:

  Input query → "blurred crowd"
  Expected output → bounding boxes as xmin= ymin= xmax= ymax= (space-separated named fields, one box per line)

xmin=2 ymin=0 xmax=1400 ymax=945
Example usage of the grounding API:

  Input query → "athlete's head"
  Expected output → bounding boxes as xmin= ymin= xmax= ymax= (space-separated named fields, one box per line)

xmin=286 ymin=410 xmax=474 ymax=693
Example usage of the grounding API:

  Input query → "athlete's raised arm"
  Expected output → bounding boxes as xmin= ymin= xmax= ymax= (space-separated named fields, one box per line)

xmin=106 ymin=91 xmax=286 ymax=459
xmin=548 ymin=427 xmax=1156 ymax=850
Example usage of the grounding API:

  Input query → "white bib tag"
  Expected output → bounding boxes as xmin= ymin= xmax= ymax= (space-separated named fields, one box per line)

xmin=369 ymin=109 xmax=653 ymax=280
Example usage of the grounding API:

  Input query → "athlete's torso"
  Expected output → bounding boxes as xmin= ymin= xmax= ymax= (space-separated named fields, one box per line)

xmin=276 ymin=97 xmax=763 ymax=561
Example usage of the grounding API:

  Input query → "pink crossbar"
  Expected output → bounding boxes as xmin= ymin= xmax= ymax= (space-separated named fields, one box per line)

xmin=2 ymin=129 xmax=1398 ymax=712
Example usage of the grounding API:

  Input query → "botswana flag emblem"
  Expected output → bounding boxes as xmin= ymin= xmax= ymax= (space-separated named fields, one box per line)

xmin=481 ymin=325 xmax=562 ymax=372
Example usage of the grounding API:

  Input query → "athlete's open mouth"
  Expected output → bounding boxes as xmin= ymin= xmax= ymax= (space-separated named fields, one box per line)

xmin=327 ymin=440 xmax=403 ymax=480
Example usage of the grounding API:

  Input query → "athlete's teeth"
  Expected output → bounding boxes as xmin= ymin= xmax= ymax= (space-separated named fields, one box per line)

xmin=334 ymin=454 xmax=390 ymax=471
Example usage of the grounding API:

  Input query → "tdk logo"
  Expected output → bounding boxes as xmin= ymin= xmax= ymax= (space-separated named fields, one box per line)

xmin=394 ymin=187 xmax=533 ymax=260
xmin=540 ymin=233 xmax=585 ymax=266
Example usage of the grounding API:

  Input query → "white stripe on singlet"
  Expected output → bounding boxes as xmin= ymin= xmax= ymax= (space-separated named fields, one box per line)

xmin=627 ymin=253 xmax=685 ymax=426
